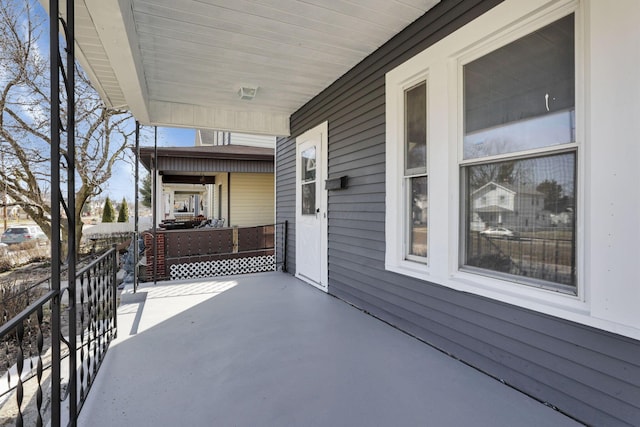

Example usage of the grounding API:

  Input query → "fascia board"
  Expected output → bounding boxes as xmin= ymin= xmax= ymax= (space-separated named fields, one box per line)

xmin=84 ymin=0 xmax=151 ymax=122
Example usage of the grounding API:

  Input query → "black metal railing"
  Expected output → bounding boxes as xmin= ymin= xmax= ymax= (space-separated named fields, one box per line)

xmin=466 ymin=232 xmax=576 ymax=290
xmin=72 ymin=248 xmax=118 ymax=414
xmin=1 ymin=288 xmax=57 ymax=427
xmin=0 ymin=247 xmax=118 ymax=426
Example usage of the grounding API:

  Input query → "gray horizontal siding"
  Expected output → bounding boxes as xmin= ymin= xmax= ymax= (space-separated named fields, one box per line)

xmin=276 ymin=135 xmax=296 ymax=273
xmin=158 ymin=157 xmax=273 ymax=173
xmin=276 ymin=0 xmax=640 ymax=425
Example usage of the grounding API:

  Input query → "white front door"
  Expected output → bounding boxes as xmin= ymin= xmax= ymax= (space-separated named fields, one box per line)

xmin=296 ymin=122 xmax=328 ymax=291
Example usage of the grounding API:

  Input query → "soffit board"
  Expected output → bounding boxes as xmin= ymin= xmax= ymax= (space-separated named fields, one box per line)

xmin=67 ymin=0 xmax=442 ymax=135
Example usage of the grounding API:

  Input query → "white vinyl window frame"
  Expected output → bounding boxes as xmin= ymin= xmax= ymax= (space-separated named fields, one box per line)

xmin=386 ymin=71 xmax=431 ymax=280
xmin=450 ymin=2 xmax=585 ymax=305
xmin=404 ymin=81 xmax=429 ymax=263
xmin=456 ymin=12 xmax=579 ymax=294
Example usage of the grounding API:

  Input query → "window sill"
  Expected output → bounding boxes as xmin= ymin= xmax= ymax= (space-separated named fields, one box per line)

xmin=385 ymin=260 xmax=431 ymax=282
xmin=449 ymin=269 xmax=587 ymax=314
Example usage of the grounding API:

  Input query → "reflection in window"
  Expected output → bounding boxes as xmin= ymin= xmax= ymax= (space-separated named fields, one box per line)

xmin=405 ymin=82 xmax=428 ymax=261
xmin=409 ymin=176 xmax=428 ymax=257
xmin=406 ymin=83 xmax=427 ymax=173
xmin=461 ymin=14 xmax=577 ymax=293
xmin=463 ymin=153 xmax=576 ymax=290
xmin=464 ymin=14 xmax=575 ymax=159
xmin=302 ymin=147 xmax=316 ymax=181
xmin=302 ymin=183 xmax=316 ymax=215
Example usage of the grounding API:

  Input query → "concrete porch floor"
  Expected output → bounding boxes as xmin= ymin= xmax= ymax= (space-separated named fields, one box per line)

xmin=78 ymin=272 xmax=580 ymax=426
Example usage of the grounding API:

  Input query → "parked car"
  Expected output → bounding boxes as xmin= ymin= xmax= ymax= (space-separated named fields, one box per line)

xmin=1 ymin=225 xmax=47 ymax=245
xmin=479 ymin=227 xmax=519 ymax=239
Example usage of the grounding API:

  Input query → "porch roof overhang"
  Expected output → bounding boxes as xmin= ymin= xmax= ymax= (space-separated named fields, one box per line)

xmin=47 ymin=0 xmax=441 ymax=136
xmin=138 ymin=145 xmax=274 ymax=176
xmin=475 ymin=205 xmax=513 ymax=213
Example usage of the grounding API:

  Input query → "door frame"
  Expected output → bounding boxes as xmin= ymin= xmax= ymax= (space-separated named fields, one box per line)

xmin=295 ymin=121 xmax=328 ymax=292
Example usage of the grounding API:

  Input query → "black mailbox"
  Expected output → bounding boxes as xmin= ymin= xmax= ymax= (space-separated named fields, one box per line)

xmin=325 ymin=176 xmax=348 ymax=190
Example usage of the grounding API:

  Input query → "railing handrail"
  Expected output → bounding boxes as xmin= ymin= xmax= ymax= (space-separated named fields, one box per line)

xmin=0 ymin=248 xmax=118 ymax=343
xmin=0 ymin=275 xmax=52 ymax=305
xmin=0 ymin=289 xmax=58 ymax=338
xmin=76 ymin=247 xmax=116 ymax=277
xmin=0 ymin=250 xmax=115 ymax=306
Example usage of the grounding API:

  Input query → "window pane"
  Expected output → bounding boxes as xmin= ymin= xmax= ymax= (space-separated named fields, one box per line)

xmin=409 ymin=176 xmax=428 ymax=258
xmin=301 ymin=146 xmax=317 ymax=215
xmin=464 ymin=153 xmax=576 ymax=290
xmin=405 ymin=82 xmax=427 ymax=172
xmin=301 ymin=182 xmax=316 ymax=215
xmin=464 ymin=14 xmax=575 ymax=159
xmin=301 ymin=147 xmax=316 ymax=182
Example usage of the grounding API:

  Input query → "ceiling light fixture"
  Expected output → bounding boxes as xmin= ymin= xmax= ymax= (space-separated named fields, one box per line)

xmin=238 ymin=86 xmax=258 ymax=100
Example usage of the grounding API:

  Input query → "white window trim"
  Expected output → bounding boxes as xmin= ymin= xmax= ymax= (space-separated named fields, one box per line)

xmin=386 ymin=0 xmax=640 ymax=341
xmin=385 ymin=70 xmax=431 ymax=281
xmin=387 ymin=0 xmax=585 ymax=295
xmin=449 ymin=0 xmax=585 ymax=305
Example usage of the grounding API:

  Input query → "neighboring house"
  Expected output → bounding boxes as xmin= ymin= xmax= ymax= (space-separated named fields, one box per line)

xmin=472 ymin=182 xmax=546 ymax=230
xmin=139 ymin=133 xmax=275 ymax=228
xmin=196 ymin=130 xmax=276 ymax=149
xmin=1 ymin=195 xmax=28 ymax=221
xmin=71 ymin=0 xmax=640 ymax=424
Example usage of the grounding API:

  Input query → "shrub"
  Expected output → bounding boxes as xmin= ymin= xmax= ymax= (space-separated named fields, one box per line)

xmin=102 ymin=197 xmax=115 ymax=223
xmin=117 ymin=197 xmax=129 ymax=223
xmin=0 ymin=278 xmax=47 ymax=330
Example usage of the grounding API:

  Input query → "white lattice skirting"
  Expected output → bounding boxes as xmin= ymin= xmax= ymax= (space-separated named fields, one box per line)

xmin=169 ymin=255 xmax=276 ymax=280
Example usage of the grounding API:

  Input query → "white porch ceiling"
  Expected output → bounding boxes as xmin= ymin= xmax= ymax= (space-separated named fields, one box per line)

xmin=67 ymin=0 xmax=441 ymax=136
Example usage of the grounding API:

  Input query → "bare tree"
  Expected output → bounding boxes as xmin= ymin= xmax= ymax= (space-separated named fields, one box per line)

xmin=0 ymin=0 xmax=134 ymax=249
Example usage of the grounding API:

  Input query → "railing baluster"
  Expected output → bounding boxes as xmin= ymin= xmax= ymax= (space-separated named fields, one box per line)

xmin=554 ymin=240 xmax=560 ymax=281
xmin=88 ymin=272 xmax=95 ymax=381
xmin=15 ymin=321 xmax=24 ymax=427
xmin=542 ymin=240 xmax=546 ymax=280
xmin=94 ymin=264 xmax=99 ymax=359
xmin=36 ymin=305 xmax=44 ymax=427
xmin=100 ymin=264 xmax=106 ymax=343
xmin=79 ymin=270 xmax=86 ymax=402
xmin=112 ymin=246 xmax=118 ymax=339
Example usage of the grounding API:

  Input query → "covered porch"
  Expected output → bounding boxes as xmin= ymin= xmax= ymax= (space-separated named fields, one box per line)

xmin=78 ymin=272 xmax=578 ymax=426
xmin=138 ymin=145 xmax=275 ymax=228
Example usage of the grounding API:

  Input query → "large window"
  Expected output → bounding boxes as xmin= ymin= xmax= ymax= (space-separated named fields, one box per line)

xmin=460 ymin=14 xmax=577 ymax=293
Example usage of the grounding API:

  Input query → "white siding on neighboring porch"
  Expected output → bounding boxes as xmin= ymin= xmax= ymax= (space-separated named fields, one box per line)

xmin=197 ymin=130 xmax=276 ymax=148
xmin=231 ymin=133 xmax=276 ymax=148
xmin=230 ymin=173 xmax=275 ymax=226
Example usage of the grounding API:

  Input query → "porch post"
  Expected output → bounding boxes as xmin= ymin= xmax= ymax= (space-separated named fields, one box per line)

xmin=65 ymin=0 xmax=78 ymax=422
xmin=49 ymin=0 xmax=61 ymax=425
xmin=153 ymin=127 xmax=158 ymax=284
xmin=134 ymin=121 xmax=139 ymax=292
